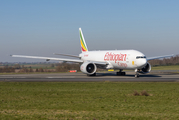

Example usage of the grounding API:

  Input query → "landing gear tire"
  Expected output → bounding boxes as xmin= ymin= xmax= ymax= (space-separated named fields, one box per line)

xmin=134 ymin=69 xmax=140 ymax=78
xmin=87 ymin=73 xmax=96 ymax=76
xmin=116 ymin=72 xmax=126 ymax=76
xmin=135 ymin=74 xmax=139 ymax=78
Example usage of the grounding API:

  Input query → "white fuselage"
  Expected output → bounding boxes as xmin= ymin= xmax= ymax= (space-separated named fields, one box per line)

xmin=79 ymin=50 xmax=147 ymax=70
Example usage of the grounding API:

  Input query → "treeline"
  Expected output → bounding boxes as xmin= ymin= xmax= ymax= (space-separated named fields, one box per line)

xmin=0 ymin=65 xmax=15 ymax=73
xmin=56 ymin=63 xmax=80 ymax=72
xmin=149 ymin=55 xmax=179 ymax=66
xmin=0 ymin=67 xmax=48 ymax=73
xmin=0 ymin=63 xmax=80 ymax=73
xmin=18 ymin=68 xmax=47 ymax=72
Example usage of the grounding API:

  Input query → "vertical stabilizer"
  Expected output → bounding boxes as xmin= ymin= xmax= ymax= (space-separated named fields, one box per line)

xmin=79 ymin=28 xmax=88 ymax=52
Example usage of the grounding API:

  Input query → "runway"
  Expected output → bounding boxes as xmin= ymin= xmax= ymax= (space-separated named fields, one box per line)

xmin=0 ymin=71 xmax=179 ymax=82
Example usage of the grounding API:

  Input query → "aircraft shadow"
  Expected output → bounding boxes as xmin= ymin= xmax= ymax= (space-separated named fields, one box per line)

xmin=94 ymin=72 xmax=161 ymax=78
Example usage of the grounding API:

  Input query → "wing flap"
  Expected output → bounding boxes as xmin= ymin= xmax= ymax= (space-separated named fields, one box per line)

xmin=53 ymin=53 xmax=80 ymax=58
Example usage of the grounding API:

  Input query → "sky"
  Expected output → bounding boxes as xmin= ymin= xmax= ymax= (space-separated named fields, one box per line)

xmin=0 ymin=0 xmax=179 ymax=62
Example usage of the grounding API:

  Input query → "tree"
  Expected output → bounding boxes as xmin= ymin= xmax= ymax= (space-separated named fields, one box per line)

xmin=14 ymin=64 xmax=21 ymax=69
xmin=39 ymin=68 xmax=44 ymax=72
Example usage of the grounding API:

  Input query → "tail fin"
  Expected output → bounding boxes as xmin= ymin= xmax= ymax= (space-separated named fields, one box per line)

xmin=79 ymin=28 xmax=88 ymax=52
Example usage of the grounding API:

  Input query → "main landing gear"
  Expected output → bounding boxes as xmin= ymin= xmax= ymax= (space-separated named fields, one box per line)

xmin=87 ymin=73 xmax=96 ymax=76
xmin=116 ymin=69 xmax=126 ymax=76
xmin=135 ymin=69 xmax=140 ymax=78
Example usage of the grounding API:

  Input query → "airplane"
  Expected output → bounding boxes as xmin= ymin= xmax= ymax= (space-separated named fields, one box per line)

xmin=11 ymin=28 xmax=173 ymax=78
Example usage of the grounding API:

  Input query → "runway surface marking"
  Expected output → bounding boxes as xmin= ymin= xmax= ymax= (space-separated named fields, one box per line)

xmin=0 ymin=72 xmax=179 ymax=82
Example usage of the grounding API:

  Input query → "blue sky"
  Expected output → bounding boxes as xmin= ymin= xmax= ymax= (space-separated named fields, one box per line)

xmin=0 ymin=0 xmax=179 ymax=62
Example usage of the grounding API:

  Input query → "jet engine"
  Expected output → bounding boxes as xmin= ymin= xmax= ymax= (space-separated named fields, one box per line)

xmin=138 ymin=62 xmax=151 ymax=74
xmin=80 ymin=62 xmax=97 ymax=75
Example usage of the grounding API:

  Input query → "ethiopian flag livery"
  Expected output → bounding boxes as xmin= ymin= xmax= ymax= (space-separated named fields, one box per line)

xmin=79 ymin=28 xmax=88 ymax=52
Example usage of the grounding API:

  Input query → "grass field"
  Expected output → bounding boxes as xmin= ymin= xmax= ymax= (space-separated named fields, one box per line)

xmin=1 ymin=82 xmax=179 ymax=119
xmin=151 ymin=65 xmax=179 ymax=70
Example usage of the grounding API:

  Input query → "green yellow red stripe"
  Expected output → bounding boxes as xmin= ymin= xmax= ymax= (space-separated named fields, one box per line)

xmin=80 ymin=39 xmax=87 ymax=51
xmin=80 ymin=30 xmax=88 ymax=52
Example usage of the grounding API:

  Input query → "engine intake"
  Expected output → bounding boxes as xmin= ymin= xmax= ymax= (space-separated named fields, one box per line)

xmin=80 ymin=62 xmax=97 ymax=75
xmin=138 ymin=62 xmax=151 ymax=74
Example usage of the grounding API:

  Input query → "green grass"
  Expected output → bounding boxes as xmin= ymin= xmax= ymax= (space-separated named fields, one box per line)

xmin=1 ymin=82 xmax=179 ymax=119
xmin=151 ymin=65 xmax=179 ymax=70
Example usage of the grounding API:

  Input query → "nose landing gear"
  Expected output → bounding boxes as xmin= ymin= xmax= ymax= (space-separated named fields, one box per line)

xmin=135 ymin=69 xmax=140 ymax=78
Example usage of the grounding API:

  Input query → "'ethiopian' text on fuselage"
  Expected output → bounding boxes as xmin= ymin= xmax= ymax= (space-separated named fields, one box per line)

xmin=104 ymin=52 xmax=127 ymax=63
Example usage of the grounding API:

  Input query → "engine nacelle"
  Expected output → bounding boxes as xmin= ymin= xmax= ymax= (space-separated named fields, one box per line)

xmin=80 ymin=62 xmax=97 ymax=75
xmin=138 ymin=62 xmax=151 ymax=74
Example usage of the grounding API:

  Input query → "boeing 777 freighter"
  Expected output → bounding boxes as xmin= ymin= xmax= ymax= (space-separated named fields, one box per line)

xmin=11 ymin=28 xmax=173 ymax=77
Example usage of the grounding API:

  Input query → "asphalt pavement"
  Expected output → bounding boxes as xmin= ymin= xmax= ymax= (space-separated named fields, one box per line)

xmin=0 ymin=71 xmax=179 ymax=82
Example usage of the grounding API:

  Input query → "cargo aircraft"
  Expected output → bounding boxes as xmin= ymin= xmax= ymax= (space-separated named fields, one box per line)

xmin=11 ymin=28 xmax=173 ymax=77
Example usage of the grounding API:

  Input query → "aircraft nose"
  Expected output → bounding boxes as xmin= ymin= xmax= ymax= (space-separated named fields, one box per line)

xmin=140 ymin=59 xmax=147 ymax=67
xmin=137 ymin=58 xmax=147 ymax=68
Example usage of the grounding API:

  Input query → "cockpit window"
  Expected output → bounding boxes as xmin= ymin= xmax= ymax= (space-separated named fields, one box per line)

xmin=136 ymin=56 xmax=146 ymax=59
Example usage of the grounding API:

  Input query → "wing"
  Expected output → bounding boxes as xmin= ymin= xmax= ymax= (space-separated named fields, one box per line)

xmin=53 ymin=53 xmax=80 ymax=58
xmin=89 ymin=61 xmax=108 ymax=65
xmin=89 ymin=61 xmax=109 ymax=69
xmin=147 ymin=54 xmax=174 ymax=61
xmin=11 ymin=55 xmax=83 ymax=63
